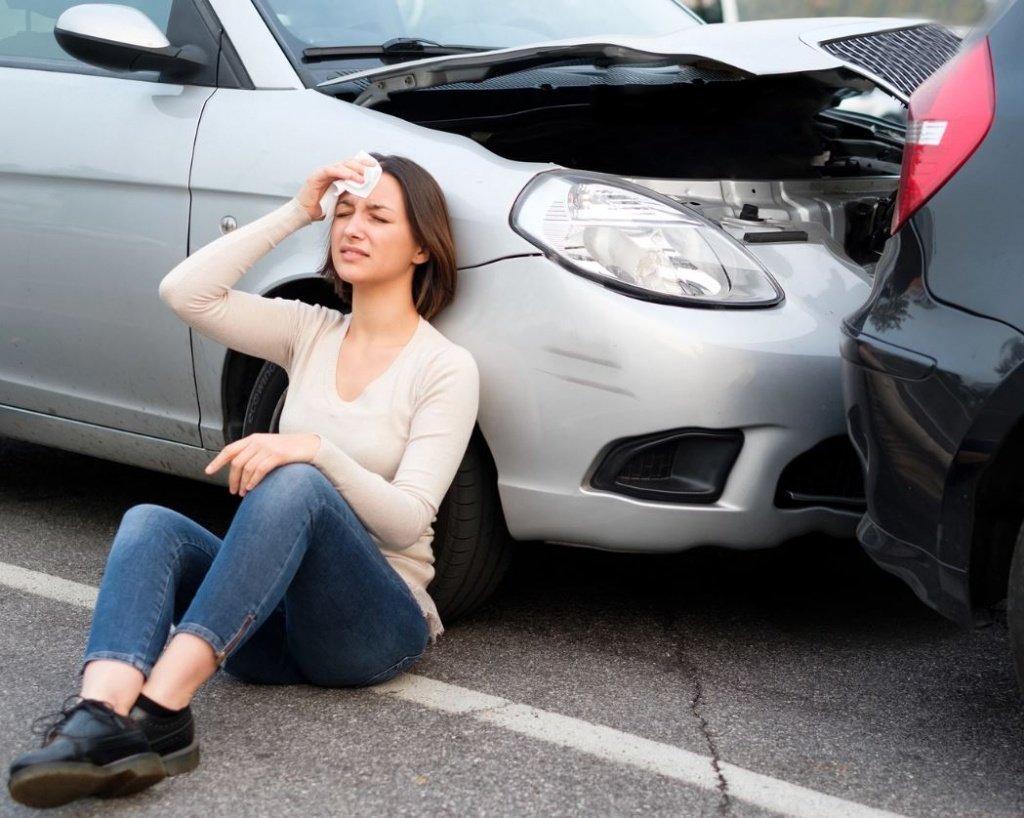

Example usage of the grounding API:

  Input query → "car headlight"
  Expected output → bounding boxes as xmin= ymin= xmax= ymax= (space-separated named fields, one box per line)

xmin=511 ymin=172 xmax=783 ymax=307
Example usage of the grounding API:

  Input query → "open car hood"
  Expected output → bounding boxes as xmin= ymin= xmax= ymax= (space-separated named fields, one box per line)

xmin=319 ymin=17 xmax=960 ymax=107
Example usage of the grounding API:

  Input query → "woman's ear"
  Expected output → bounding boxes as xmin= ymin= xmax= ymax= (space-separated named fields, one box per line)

xmin=413 ymin=245 xmax=429 ymax=265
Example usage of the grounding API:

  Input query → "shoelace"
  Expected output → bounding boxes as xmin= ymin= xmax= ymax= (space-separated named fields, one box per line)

xmin=29 ymin=696 xmax=118 ymax=745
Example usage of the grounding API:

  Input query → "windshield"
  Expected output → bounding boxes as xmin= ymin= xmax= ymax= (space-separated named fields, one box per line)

xmin=255 ymin=0 xmax=703 ymax=54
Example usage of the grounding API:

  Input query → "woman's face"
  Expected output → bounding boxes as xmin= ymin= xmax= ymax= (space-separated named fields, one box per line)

xmin=330 ymin=173 xmax=427 ymax=292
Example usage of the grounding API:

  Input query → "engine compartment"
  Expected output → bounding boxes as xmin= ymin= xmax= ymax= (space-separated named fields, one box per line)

xmin=333 ymin=67 xmax=905 ymax=266
xmin=374 ymin=71 xmax=903 ymax=181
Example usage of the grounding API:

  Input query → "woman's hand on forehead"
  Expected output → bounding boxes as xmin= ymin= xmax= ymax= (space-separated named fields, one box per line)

xmin=296 ymin=154 xmax=380 ymax=222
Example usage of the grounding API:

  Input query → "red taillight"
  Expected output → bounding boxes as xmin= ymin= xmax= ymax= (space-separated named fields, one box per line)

xmin=891 ymin=37 xmax=995 ymax=233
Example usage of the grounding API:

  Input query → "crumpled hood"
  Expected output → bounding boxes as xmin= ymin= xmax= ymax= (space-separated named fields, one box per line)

xmin=319 ymin=17 xmax=959 ymax=106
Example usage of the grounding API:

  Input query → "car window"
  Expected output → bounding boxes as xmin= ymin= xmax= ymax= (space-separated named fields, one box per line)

xmin=0 ymin=0 xmax=170 ymax=66
xmin=257 ymin=0 xmax=701 ymax=52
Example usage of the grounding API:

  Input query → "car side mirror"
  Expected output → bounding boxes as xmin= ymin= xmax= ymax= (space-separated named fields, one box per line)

xmin=55 ymin=4 xmax=206 ymax=76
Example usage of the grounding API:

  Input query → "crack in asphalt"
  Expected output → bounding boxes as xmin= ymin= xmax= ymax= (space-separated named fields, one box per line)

xmin=690 ymin=676 xmax=731 ymax=817
xmin=658 ymin=609 xmax=732 ymax=817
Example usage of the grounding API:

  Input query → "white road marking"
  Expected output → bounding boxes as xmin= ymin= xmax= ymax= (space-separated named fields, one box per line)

xmin=1 ymin=561 xmax=909 ymax=818
xmin=376 ymin=676 xmax=907 ymax=818
xmin=0 ymin=560 xmax=98 ymax=609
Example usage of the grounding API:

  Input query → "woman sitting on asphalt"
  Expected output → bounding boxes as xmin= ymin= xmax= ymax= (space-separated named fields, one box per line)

xmin=8 ymin=153 xmax=479 ymax=809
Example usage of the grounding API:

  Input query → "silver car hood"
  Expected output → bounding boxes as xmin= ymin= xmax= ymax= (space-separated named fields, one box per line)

xmin=318 ymin=17 xmax=954 ymax=106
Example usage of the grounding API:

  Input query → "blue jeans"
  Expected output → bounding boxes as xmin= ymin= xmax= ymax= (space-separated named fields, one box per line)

xmin=83 ymin=464 xmax=429 ymax=687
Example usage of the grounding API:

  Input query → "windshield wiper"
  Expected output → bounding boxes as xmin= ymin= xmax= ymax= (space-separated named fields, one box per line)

xmin=303 ymin=38 xmax=489 ymax=63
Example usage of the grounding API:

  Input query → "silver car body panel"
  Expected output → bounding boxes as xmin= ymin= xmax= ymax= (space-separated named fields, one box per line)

xmin=435 ymin=242 xmax=869 ymax=549
xmin=0 ymin=404 xmax=212 ymax=476
xmin=0 ymin=67 xmax=212 ymax=445
xmin=318 ymin=17 xmax=926 ymax=105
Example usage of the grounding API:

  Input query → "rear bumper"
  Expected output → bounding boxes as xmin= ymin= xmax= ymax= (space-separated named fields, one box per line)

xmin=841 ymin=223 xmax=1024 ymax=622
xmin=842 ymin=320 xmax=975 ymax=623
xmin=857 ymin=514 xmax=971 ymax=624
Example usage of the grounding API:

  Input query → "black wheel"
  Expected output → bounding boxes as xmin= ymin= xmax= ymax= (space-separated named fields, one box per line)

xmin=1007 ymin=523 xmax=1024 ymax=692
xmin=428 ymin=429 xmax=514 ymax=621
xmin=243 ymin=361 xmax=289 ymax=435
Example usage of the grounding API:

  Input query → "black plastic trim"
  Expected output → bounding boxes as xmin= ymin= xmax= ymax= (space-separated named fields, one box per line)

xmin=774 ymin=435 xmax=865 ymax=512
xmin=191 ymin=0 xmax=253 ymax=90
xmin=591 ymin=428 xmax=743 ymax=503
xmin=53 ymin=29 xmax=206 ymax=76
xmin=744 ymin=230 xmax=808 ymax=243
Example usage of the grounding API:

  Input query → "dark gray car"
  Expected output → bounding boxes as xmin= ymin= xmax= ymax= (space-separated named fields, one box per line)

xmin=842 ymin=0 xmax=1024 ymax=686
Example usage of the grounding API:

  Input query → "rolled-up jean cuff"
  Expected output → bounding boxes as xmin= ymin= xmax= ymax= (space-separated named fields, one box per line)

xmin=173 ymin=622 xmax=228 ymax=660
xmin=80 ymin=650 xmax=154 ymax=678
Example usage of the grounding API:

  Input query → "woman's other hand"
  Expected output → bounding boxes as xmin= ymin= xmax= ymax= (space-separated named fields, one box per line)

xmin=295 ymin=155 xmax=379 ymax=221
xmin=204 ymin=433 xmax=320 ymax=496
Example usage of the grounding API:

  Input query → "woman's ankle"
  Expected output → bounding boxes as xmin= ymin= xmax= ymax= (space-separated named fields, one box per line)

xmin=79 ymin=659 xmax=146 ymax=716
xmin=141 ymin=632 xmax=218 ymax=711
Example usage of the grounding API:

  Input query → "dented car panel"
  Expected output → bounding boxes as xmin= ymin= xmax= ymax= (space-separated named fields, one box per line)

xmin=321 ymin=17 xmax=950 ymax=105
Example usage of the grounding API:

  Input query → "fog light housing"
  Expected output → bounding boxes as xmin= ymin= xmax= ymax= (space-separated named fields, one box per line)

xmin=590 ymin=429 xmax=743 ymax=503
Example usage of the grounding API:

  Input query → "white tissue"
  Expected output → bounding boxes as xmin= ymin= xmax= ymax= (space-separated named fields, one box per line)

xmin=318 ymin=150 xmax=383 ymax=215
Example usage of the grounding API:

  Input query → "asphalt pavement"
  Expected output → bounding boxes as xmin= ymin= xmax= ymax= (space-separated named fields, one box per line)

xmin=1 ymin=437 xmax=1022 ymax=817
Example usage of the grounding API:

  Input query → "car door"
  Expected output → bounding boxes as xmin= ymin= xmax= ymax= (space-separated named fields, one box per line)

xmin=0 ymin=0 xmax=215 ymax=445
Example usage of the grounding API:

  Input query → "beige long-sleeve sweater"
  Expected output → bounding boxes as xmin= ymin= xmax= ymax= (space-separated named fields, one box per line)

xmin=158 ymin=198 xmax=480 ymax=639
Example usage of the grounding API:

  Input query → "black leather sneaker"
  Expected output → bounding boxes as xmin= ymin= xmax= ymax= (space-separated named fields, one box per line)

xmin=129 ymin=702 xmax=200 ymax=777
xmin=8 ymin=699 xmax=165 ymax=808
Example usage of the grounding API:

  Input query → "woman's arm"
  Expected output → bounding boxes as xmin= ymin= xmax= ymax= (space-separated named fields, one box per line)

xmin=314 ymin=348 xmax=481 ymax=551
xmin=158 ymin=200 xmax=314 ymax=368
xmin=159 ymin=157 xmax=379 ymax=367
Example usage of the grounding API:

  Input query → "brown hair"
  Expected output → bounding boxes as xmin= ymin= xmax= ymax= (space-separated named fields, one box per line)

xmin=318 ymin=153 xmax=457 ymax=321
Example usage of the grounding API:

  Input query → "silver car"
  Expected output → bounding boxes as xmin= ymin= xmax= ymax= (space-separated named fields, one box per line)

xmin=0 ymin=1 xmax=957 ymax=617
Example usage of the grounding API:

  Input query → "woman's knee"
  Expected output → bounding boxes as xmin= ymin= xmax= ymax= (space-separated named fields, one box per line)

xmin=258 ymin=463 xmax=327 ymax=492
xmin=109 ymin=504 xmax=199 ymax=562
xmin=111 ymin=504 xmax=177 ymax=553
xmin=243 ymin=464 xmax=336 ymax=513
xmin=119 ymin=502 xmax=173 ymax=528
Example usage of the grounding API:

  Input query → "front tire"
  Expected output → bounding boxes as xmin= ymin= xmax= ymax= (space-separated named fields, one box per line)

xmin=242 ymin=362 xmax=288 ymax=436
xmin=429 ymin=429 xmax=514 ymax=621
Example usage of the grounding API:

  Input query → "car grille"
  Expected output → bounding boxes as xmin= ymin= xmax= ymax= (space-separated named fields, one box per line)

xmin=821 ymin=24 xmax=961 ymax=98
xmin=775 ymin=436 xmax=865 ymax=512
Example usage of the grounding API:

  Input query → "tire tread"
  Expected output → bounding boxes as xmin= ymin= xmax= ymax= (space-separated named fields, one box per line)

xmin=429 ymin=429 xmax=514 ymax=621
